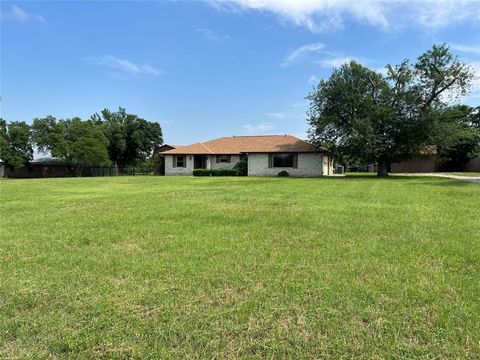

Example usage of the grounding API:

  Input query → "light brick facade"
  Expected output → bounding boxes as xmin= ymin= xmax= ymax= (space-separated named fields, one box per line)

xmin=247 ymin=153 xmax=325 ymax=177
xmin=165 ymin=153 xmax=331 ymax=177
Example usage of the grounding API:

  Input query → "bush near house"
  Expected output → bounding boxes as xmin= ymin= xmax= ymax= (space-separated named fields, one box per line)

xmin=277 ymin=170 xmax=289 ymax=177
xmin=193 ymin=169 xmax=239 ymax=176
xmin=233 ymin=160 xmax=248 ymax=176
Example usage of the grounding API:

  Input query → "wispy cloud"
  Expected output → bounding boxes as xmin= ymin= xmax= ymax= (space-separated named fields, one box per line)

xmin=308 ymin=75 xmax=320 ymax=84
xmin=468 ymin=62 xmax=480 ymax=92
xmin=450 ymin=43 xmax=480 ymax=56
xmin=2 ymin=5 xmax=45 ymax=23
xmin=205 ymin=0 xmax=480 ymax=33
xmin=243 ymin=122 xmax=275 ymax=133
xmin=196 ymin=28 xmax=230 ymax=42
xmin=283 ymin=43 xmax=360 ymax=68
xmin=317 ymin=56 xmax=357 ymax=68
xmin=85 ymin=55 xmax=163 ymax=76
xmin=265 ymin=112 xmax=285 ymax=119
xmin=282 ymin=43 xmax=325 ymax=65
xmin=411 ymin=1 xmax=480 ymax=32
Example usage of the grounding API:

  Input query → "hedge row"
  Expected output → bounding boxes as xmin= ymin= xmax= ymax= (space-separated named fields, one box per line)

xmin=193 ymin=169 xmax=239 ymax=176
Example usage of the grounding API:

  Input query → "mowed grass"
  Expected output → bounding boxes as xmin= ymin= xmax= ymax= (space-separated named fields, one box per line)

xmin=1 ymin=176 xmax=479 ymax=359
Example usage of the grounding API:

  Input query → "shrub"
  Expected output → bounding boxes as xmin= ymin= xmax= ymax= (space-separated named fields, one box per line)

xmin=277 ymin=171 xmax=289 ymax=177
xmin=216 ymin=169 xmax=239 ymax=176
xmin=193 ymin=169 xmax=239 ymax=177
xmin=233 ymin=160 xmax=248 ymax=176
xmin=193 ymin=169 xmax=212 ymax=176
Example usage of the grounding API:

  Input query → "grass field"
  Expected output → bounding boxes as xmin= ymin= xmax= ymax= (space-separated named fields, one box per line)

xmin=1 ymin=175 xmax=479 ymax=359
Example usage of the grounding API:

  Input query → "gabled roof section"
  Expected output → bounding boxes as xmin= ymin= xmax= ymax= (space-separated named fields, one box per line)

xmin=160 ymin=135 xmax=323 ymax=155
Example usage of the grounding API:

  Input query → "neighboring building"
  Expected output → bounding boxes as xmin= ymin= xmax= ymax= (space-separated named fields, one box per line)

xmin=391 ymin=146 xmax=437 ymax=173
xmin=466 ymin=157 xmax=480 ymax=172
xmin=0 ymin=158 xmax=69 ymax=178
xmin=159 ymin=135 xmax=333 ymax=177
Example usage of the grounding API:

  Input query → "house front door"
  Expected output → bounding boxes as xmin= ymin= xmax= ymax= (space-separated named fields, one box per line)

xmin=194 ymin=155 xmax=207 ymax=169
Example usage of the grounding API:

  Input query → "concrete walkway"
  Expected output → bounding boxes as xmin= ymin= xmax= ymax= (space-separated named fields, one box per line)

xmin=396 ymin=173 xmax=480 ymax=184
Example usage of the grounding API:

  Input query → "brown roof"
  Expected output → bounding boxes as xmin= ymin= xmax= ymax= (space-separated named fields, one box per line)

xmin=160 ymin=135 xmax=323 ymax=155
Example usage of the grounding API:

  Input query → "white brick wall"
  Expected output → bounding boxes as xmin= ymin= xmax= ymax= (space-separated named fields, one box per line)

xmin=165 ymin=152 xmax=328 ymax=176
xmin=210 ymin=155 xmax=242 ymax=169
xmin=247 ymin=153 xmax=324 ymax=177
xmin=164 ymin=154 xmax=194 ymax=175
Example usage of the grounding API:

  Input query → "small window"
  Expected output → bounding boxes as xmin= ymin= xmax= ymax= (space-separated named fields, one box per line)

xmin=273 ymin=153 xmax=294 ymax=168
xmin=176 ymin=155 xmax=185 ymax=168
xmin=216 ymin=155 xmax=231 ymax=163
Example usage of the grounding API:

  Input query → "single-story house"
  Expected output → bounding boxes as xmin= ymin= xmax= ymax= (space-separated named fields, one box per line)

xmin=159 ymin=135 xmax=333 ymax=177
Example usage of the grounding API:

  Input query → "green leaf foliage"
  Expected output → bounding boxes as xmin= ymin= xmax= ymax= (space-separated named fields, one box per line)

xmin=307 ymin=44 xmax=476 ymax=176
xmin=92 ymin=107 xmax=163 ymax=167
xmin=0 ymin=119 xmax=33 ymax=169
xmin=32 ymin=116 xmax=110 ymax=175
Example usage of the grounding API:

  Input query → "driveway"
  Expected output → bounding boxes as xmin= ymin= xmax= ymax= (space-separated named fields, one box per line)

xmin=396 ymin=173 xmax=480 ymax=184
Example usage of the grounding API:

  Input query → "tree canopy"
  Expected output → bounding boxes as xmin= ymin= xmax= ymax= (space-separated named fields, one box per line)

xmin=307 ymin=44 xmax=476 ymax=176
xmin=32 ymin=117 xmax=111 ymax=176
xmin=431 ymin=105 xmax=480 ymax=170
xmin=18 ymin=107 xmax=164 ymax=175
xmin=0 ymin=119 xmax=33 ymax=169
xmin=91 ymin=107 xmax=163 ymax=167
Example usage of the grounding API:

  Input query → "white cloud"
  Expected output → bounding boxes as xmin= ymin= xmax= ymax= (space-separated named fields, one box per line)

xmin=376 ymin=66 xmax=389 ymax=76
xmin=308 ymin=74 xmax=320 ymax=84
xmin=411 ymin=1 xmax=480 ymax=31
xmin=317 ymin=56 xmax=356 ymax=68
xmin=85 ymin=55 xmax=163 ymax=76
xmin=206 ymin=0 xmax=389 ymax=32
xmin=265 ymin=112 xmax=286 ymax=119
xmin=3 ymin=5 xmax=45 ymax=23
xmin=283 ymin=43 xmax=360 ymax=68
xmin=469 ymin=62 xmax=480 ymax=92
xmin=205 ymin=0 xmax=480 ymax=33
xmin=291 ymin=100 xmax=309 ymax=108
xmin=450 ymin=43 xmax=480 ymax=56
xmin=282 ymin=43 xmax=325 ymax=65
xmin=196 ymin=28 xmax=230 ymax=42
xmin=243 ymin=122 xmax=275 ymax=133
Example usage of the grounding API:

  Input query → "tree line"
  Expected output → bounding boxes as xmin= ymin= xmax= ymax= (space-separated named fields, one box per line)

xmin=307 ymin=44 xmax=479 ymax=176
xmin=0 ymin=107 xmax=163 ymax=176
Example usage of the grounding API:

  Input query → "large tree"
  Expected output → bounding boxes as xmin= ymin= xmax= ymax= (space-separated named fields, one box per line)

xmin=307 ymin=44 xmax=475 ymax=176
xmin=0 ymin=119 xmax=33 ymax=169
xmin=32 ymin=116 xmax=110 ymax=176
xmin=91 ymin=107 xmax=163 ymax=167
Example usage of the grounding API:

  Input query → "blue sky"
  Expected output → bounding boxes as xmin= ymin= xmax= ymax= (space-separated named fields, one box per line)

xmin=1 ymin=1 xmax=479 ymax=145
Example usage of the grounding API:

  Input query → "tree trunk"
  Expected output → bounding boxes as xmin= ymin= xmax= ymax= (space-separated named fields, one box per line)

xmin=377 ymin=160 xmax=389 ymax=177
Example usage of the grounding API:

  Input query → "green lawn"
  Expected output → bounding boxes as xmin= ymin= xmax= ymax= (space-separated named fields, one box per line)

xmin=1 ymin=176 xmax=479 ymax=359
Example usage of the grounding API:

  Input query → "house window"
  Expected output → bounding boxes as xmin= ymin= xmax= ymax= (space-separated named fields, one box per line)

xmin=175 ymin=155 xmax=186 ymax=168
xmin=272 ymin=153 xmax=296 ymax=168
xmin=216 ymin=155 xmax=231 ymax=163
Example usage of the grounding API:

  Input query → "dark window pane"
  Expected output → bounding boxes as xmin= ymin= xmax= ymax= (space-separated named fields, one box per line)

xmin=176 ymin=156 xmax=185 ymax=167
xmin=273 ymin=153 xmax=294 ymax=167
xmin=218 ymin=155 xmax=231 ymax=163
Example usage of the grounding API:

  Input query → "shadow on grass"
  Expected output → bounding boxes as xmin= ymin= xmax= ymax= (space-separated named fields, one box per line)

xmin=338 ymin=174 xmax=477 ymax=186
